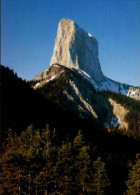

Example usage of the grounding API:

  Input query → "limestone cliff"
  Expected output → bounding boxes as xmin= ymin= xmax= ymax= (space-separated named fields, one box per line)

xmin=50 ymin=19 xmax=104 ymax=82
xmin=33 ymin=18 xmax=140 ymax=100
xmin=108 ymin=98 xmax=128 ymax=131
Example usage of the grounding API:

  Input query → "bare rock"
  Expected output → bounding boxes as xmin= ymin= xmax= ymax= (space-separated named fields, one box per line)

xmin=50 ymin=19 xmax=104 ymax=82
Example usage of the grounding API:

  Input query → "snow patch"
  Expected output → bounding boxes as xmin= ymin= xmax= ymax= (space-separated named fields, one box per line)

xmin=46 ymin=75 xmax=56 ymax=83
xmin=53 ymin=64 xmax=59 ymax=67
xmin=111 ymin=116 xmax=119 ymax=127
xmin=88 ymin=33 xmax=93 ymax=37
xmin=127 ymin=89 xmax=136 ymax=97
xmin=34 ymin=82 xmax=40 ymax=88
xmin=120 ymin=84 xmax=127 ymax=95
xmin=75 ymin=68 xmax=99 ymax=90
xmin=70 ymin=66 xmax=139 ymax=100
xmin=101 ymin=79 xmax=119 ymax=93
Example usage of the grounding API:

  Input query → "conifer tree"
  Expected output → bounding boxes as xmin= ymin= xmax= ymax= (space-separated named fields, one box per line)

xmin=0 ymin=125 xmax=43 ymax=194
xmin=0 ymin=129 xmax=20 ymax=194
xmin=74 ymin=130 xmax=92 ymax=193
xmin=75 ymin=145 xmax=92 ymax=193
xmin=73 ymin=130 xmax=85 ymax=149
xmin=35 ymin=125 xmax=57 ymax=194
xmin=17 ymin=125 xmax=42 ymax=194
xmin=125 ymin=154 xmax=140 ymax=195
xmin=92 ymin=157 xmax=110 ymax=195
xmin=55 ymin=138 xmax=75 ymax=194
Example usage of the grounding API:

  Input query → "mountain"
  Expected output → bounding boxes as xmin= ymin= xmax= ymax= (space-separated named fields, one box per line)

xmin=50 ymin=19 xmax=104 ymax=82
xmin=1 ymin=65 xmax=107 ymax=141
xmin=0 ymin=65 xmax=90 ymax=141
xmin=1 ymin=65 xmax=140 ymax=195
xmin=1 ymin=64 xmax=139 ymax=140
xmin=31 ymin=63 xmax=140 ymax=140
xmin=31 ymin=19 xmax=140 ymax=139
xmin=33 ymin=19 xmax=140 ymax=100
xmin=1 ymin=20 xmax=140 ymax=195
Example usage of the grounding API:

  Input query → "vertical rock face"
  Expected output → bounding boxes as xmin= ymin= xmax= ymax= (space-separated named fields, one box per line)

xmin=33 ymin=18 xmax=140 ymax=100
xmin=50 ymin=19 xmax=104 ymax=82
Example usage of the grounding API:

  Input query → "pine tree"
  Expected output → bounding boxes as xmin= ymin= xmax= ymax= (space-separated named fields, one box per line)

xmin=0 ymin=129 xmax=20 ymax=194
xmin=17 ymin=125 xmax=42 ymax=194
xmin=92 ymin=157 xmax=110 ymax=195
xmin=0 ymin=125 xmax=43 ymax=194
xmin=73 ymin=130 xmax=85 ymax=149
xmin=55 ymin=138 xmax=75 ymax=194
xmin=125 ymin=153 xmax=140 ymax=195
xmin=75 ymin=145 xmax=92 ymax=194
xmin=35 ymin=125 xmax=57 ymax=194
xmin=73 ymin=130 xmax=92 ymax=194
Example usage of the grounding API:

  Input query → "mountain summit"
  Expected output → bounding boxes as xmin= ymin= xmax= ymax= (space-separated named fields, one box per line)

xmin=33 ymin=19 xmax=140 ymax=100
xmin=50 ymin=19 xmax=104 ymax=82
xmin=30 ymin=19 xmax=140 ymax=138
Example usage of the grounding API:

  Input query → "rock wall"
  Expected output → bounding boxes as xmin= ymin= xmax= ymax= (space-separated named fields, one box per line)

xmin=33 ymin=19 xmax=140 ymax=101
xmin=50 ymin=19 xmax=104 ymax=82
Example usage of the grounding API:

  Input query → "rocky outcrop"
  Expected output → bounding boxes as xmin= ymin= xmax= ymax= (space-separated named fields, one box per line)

xmin=33 ymin=19 xmax=140 ymax=100
xmin=50 ymin=19 xmax=104 ymax=82
xmin=108 ymin=98 xmax=128 ymax=131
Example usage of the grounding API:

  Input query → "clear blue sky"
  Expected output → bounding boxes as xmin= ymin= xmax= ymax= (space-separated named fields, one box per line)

xmin=2 ymin=0 xmax=140 ymax=86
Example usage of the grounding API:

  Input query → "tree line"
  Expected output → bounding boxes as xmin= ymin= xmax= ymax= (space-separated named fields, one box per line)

xmin=1 ymin=125 xmax=140 ymax=195
xmin=0 ymin=125 xmax=110 ymax=195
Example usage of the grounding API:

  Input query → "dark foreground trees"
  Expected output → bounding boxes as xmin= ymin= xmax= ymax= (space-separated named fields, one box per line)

xmin=0 ymin=126 xmax=110 ymax=195
xmin=125 ymin=154 xmax=140 ymax=195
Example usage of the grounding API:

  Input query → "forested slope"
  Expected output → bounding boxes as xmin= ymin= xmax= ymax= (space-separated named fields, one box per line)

xmin=1 ymin=65 xmax=140 ymax=195
xmin=103 ymin=91 xmax=140 ymax=139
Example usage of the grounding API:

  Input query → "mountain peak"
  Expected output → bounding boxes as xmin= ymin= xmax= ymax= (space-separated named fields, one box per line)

xmin=33 ymin=19 xmax=140 ymax=100
xmin=50 ymin=18 xmax=104 ymax=82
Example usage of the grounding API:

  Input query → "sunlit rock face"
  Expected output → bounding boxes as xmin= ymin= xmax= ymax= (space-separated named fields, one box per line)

xmin=33 ymin=19 xmax=140 ymax=100
xmin=50 ymin=19 xmax=104 ymax=82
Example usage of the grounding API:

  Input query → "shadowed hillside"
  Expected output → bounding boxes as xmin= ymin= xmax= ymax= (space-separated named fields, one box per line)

xmin=1 ymin=65 xmax=140 ymax=194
